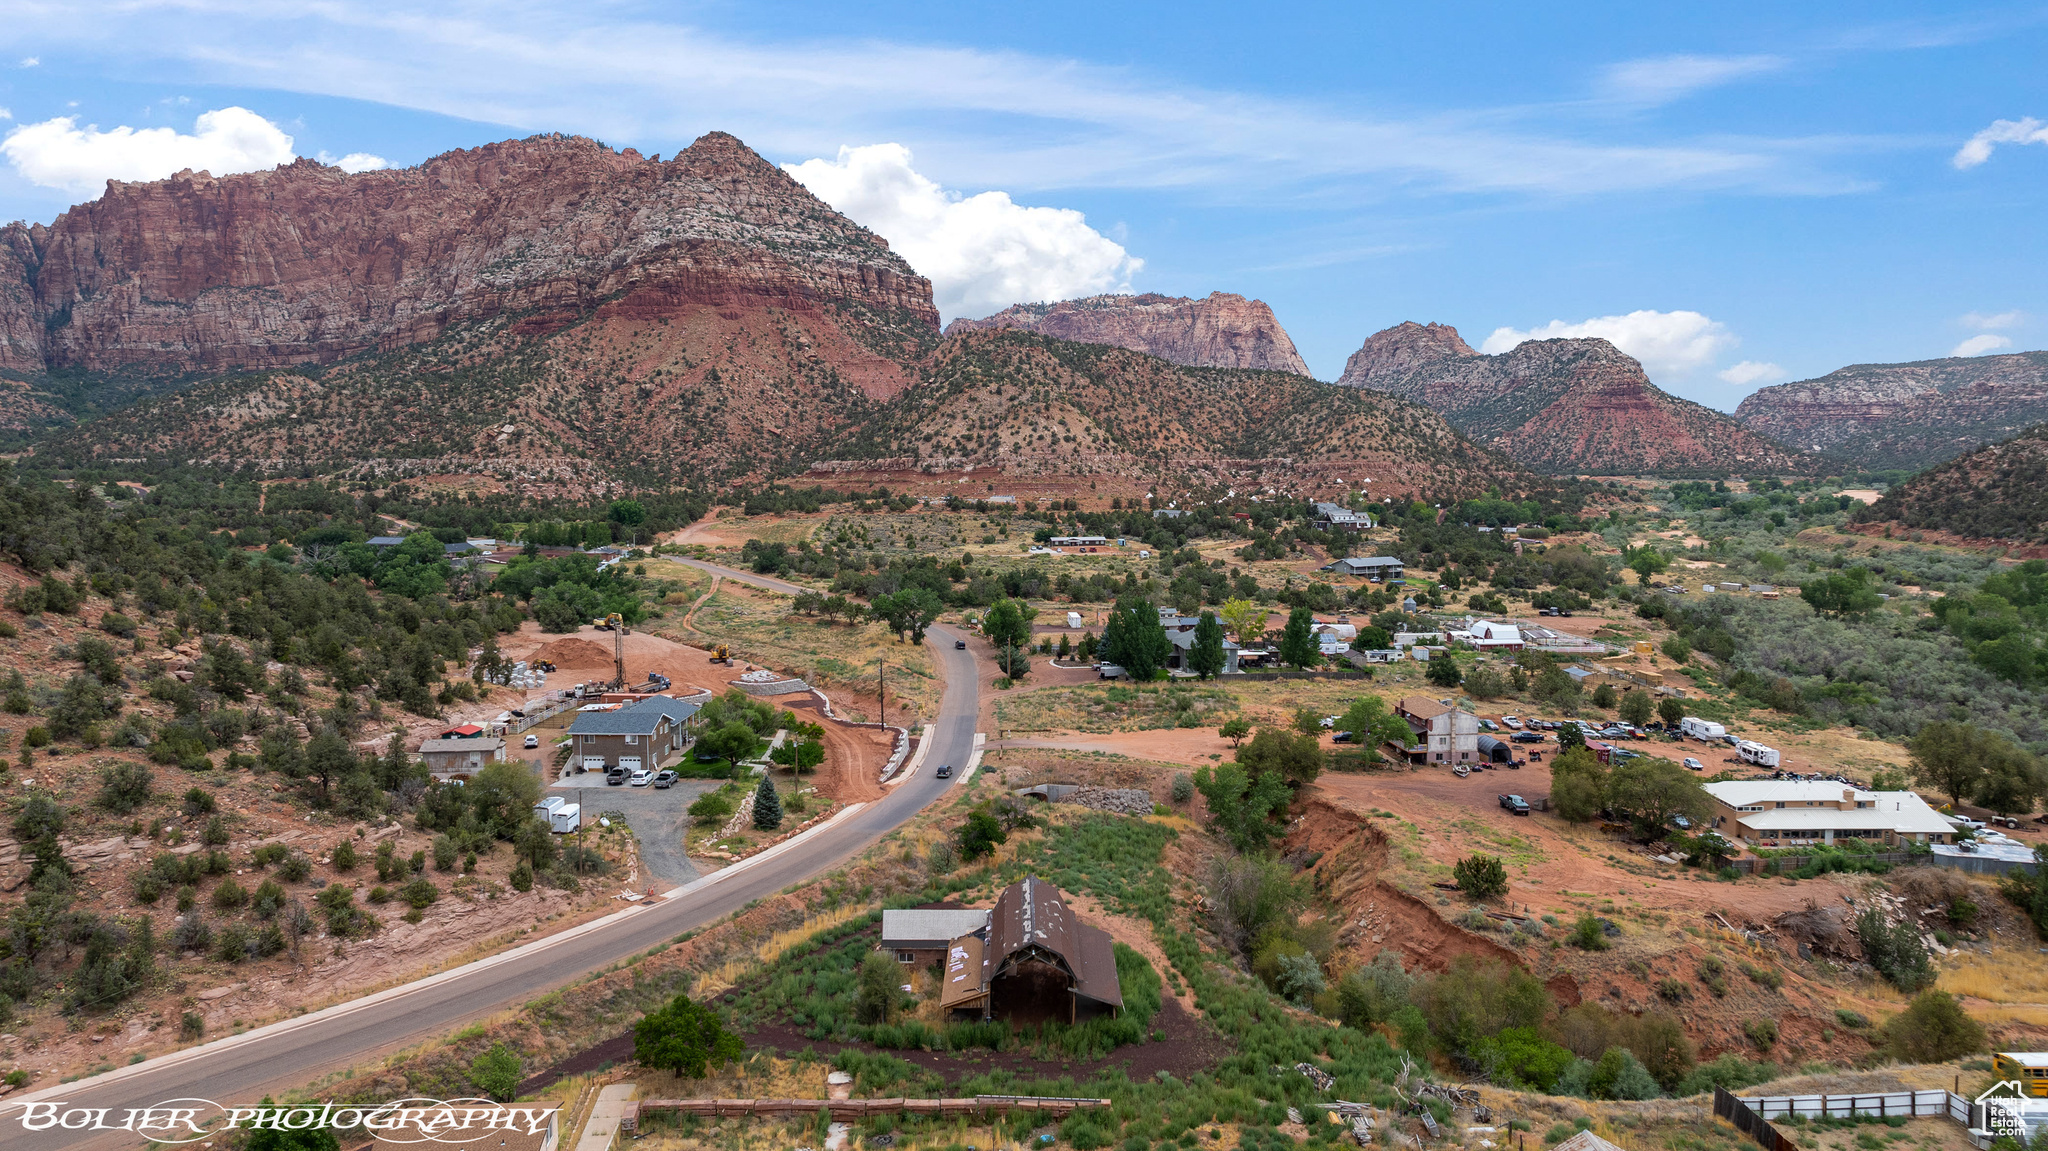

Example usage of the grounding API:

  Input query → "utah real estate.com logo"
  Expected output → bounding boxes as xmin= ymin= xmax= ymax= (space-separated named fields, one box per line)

xmin=1978 ymin=1081 xmax=2029 ymax=1141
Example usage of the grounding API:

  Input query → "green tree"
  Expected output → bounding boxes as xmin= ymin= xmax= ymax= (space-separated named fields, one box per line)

xmin=1657 ymin=697 xmax=1685 ymax=727
xmin=1801 ymin=567 xmax=1881 ymax=617
xmin=1277 ymin=607 xmax=1320 ymax=670
xmin=11 ymin=794 xmax=67 ymax=882
xmin=1337 ymin=696 xmax=1412 ymax=762
xmin=1217 ymin=717 xmax=1252 ymax=748
xmin=698 ymin=721 xmax=765 ymax=766
xmin=1879 ymin=990 xmax=1986 ymax=1063
xmin=1976 ymin=750 xmax=2045 ymax=818
xmin=983 ymin=597 xmax=1037 ymax=669
xmin=1619 ymin=688 xmax=1654 ymax=727
xmin=1237 ymin=726 xmax=1323 ymax=788
xmin=1453 ymin=853 xmax=1508 ymax=899
xmin=469 ymin=1042 xmax=524 ymax=1102
xmin=1188 ymin=610 xmax=1227 ymax=680
xmin=1549 ymin=747 xmax=1608 ymax=824
xmin=1354 ymin=625 xmax=1393 ymax=652
xmin=770 ymin=732 xmax=826 ymax=779
xmin=872 ymin=588 xmax=945 ymax=644
xmin=1102 ymin=598 xmax=1172 ymax=680
xmin=1605 ymin=758 xmax=1713 ymax=841
xmin=633 ymin=994 xmax=744 ymax=1078
xmin=1426 ymin=656 xmax=1463 ymax=688
xmin=1660 ymin=635 xmax=1692 ymax=663
xmin=856 ymin=951 xmax=901 ymax=1024
xmin=241 ymin=1103 xmax=341 ymax=1151
xmin=1625 ymin=547 xmax=1669 ymax=583
xmin=957 ymin=809 xmax=1006 ymax=859
xmin=752 ymin=773 xmax=783 ymax=831
xmin=1591 ymin=682 xmax=1618 ymax=709
xmin=1464 ymin=665 xmax=1507 ymax=699
xmin=1192 ymin=760 xmax=1293 ymax=851
xmin=1909 ymin=720 xmax=1994 ymax=807
xmin=1419 ymin=955 xmax=1552 ymax=1057
xmin=1217 ymin=598 xmax=1267 ymax=644
xmin=1556 ymin=723 xmax=1586 ymax=751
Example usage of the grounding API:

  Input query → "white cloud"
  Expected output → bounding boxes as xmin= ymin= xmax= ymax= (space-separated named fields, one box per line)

xmin=0 ymin=109 xmax=10 ymax=122
xmin=1952 ymin=117 xmax=2048 ymax=169
xmin=18 ymin=57 xmax=37 ymax=68
xmin=0 ymin=2 xmax=1843 ymax=200
xmin=1952 ymin=334 xmax=2013 ymax=357
xmin=1480 ymin=310 xmax=1737 ymax=379
xmin=1600 ymin=54 xmax=1788 ymax=105
xmin=317 ymin=149 xmax=390 ymax=173
xmin=0 ymin=106 xmax=295 ymax=195
xmin=786 ymin=143 xmax=1140 ymax=319
xmin=1718 ymin=360 xmax=1786 ymax=386
xmin=1961 ymin=309 xmax=2025 ymax=330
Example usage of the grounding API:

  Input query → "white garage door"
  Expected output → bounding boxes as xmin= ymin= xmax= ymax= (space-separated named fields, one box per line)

xmin=582 ymin=756 xmax=607 ymax=772
xmin=617 ymin=756 xmax=643 ymax=772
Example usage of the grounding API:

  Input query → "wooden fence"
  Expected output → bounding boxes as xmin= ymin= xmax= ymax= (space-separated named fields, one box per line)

xmin=1715 ymin=1088 xmax=1794 ymax=1151
xmin=623 ymin=1095 xmax=1111 ymax=1128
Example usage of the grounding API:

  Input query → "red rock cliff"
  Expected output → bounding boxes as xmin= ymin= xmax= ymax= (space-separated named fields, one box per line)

xmin=945 ymin=291 xmax=1312 ymax=375
xmin=0 ymin=131 xmax=938 ymax=374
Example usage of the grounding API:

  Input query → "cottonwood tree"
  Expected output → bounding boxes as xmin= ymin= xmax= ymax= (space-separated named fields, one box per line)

xmin=1549 ymin=747 xmax=1608 ymax=824
xmin=1605 ymin=758 xmax=1712 ymax=841
xmin=1192 ymin=760 xmax=1292 ymax=851
xmin=1237 ymin=727 xmax=1323 ymax=788
xmin=633 ymin=994 xmax=744 ymax=1078
xmin=1218 ymin=598 xmax=1268 ymax=644
xmin=1909 ymin=720 xmax=1994 ymax=807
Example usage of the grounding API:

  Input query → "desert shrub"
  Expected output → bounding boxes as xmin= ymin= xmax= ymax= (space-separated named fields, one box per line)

xmin=400 ymin=876 xmax=440 ymax=909
xmin=855 ymin=951 xmax=900 ymax=1025
xmin=1170 ymin=773 xmax=1194 ymax=804
xmin=1675 ymin=1053 xmax=1780 ymax=1096
xmin=1745 ymin=1017 xmax=1779 ymax=1050
xmin=1417 ymin=955 xmax=1551 ymax=1057
xmin=1587 ymin=1047 xmax=1663 ymax=1100
xmin=1742 ymin=962 xmax=1784 ymax=991
xmin=276 ymin=851 xmax=311 ymax=882
xmin=1656 ymin=978 xmax=1686 ymax=1002
xmin=1880 ymin=990 xmax=1985 ymax=1063
xmin=1334 ymin=949 xmax=1414 ymax=1030
xmin=1454 ymin=853 xmax=1508 ymax=899
xmin=211 ymin=877 xmax=249 ymax=909
xmin=1835 ymin=1008 xmax=1869 ymax=1029
xmin=1856 ymin=907 xmax=1933 ymax=991
xmin=1473 ymin=1026 xmax=1577 ymax=1091
xmin=510 ymin=861 xmax=534 ymax=892
xmin=1569 ymin=913 xmax=1610 ymax=950
xmin=332 ymin=839 xmax=358 ymax=871
xmin=433 ymin=834 xmax=458 ymax=872
xmin=96 ymin=762 xmax=154 ymax=814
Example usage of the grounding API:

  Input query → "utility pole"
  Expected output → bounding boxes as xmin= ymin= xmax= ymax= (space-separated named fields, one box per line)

xmin=876 ymin=659 xmax=885 ymax=727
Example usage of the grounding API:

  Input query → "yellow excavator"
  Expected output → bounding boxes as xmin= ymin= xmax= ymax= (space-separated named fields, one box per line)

xmin=711 ymin=643 xmax=734 ymax=666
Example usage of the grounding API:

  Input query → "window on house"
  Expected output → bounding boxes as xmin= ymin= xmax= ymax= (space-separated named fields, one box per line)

xmin=626 ymin=734 xmax=637 ymax=744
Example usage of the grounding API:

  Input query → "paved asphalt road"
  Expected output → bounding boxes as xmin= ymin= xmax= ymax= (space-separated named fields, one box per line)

xmin=9 ymin=562 xmax=980 ymax=1150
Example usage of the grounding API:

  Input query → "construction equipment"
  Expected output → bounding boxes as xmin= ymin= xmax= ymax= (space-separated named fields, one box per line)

xmin=595 ymin=613 xmax=628 ymax=690
xmin=711 ymin=643 xmax=734 ymax=666
xmin=533 ymin=659 xmax=557 ymax=673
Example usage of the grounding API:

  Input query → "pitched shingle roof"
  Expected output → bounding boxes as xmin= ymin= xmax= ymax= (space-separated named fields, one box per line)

xmin=566 ymin=695 xmax=701 ymax=736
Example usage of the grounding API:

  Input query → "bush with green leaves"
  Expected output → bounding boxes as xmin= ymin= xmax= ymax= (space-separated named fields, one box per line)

xmin=634 ymin=993 xmax=744 ymax=1078
xmin=1856 ymin=907 xmax=1933 ymax=991
xmin=855 ymin=951 xmax=901 ymax=1025
xmin=1453 ymin=853 xmax=1508 ymax=900
xmin=332 ymin=838 xmax=358 ymax=871
xmin=95 ymin=762 xmax=154 ymax=814
xmin=1880 ymin=990 xmax=1985 ymax=1063
xmin=400 ymin=876 xmax=440 ymax=910
xmin=1569 ymin=913 xmax=1610 ymax=950
xmin=1745 ymin=1017 xmax=1779 ymax=1050
xmin=469 ymin=1042 xmax=524 ymax=1102
xmin=1674 ymin=1053 xmax=1780 ymax=1096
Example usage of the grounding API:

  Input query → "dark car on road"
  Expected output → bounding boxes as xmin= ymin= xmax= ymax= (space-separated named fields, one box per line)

xmin=955 ymin=639 xmax=967 ymax=649
xmin=935 ymin=764 xmax=954 ymax=779
xmin=1511 ymin=731 xmax=1545 ymax=743
xmin=1498 ymin=794 xmax=1531 ymax=816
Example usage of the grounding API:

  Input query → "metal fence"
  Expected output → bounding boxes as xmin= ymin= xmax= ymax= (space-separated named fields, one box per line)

xmin=1736 ymin=1089 xmax=1961 ymax=1121
xmin=1716 ymin=1088 xmax=1795 ymax=1151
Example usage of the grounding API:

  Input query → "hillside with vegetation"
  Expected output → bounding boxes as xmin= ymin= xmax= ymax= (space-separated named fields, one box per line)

xmin=1851 ymin=423 xmax=2048 ymax=545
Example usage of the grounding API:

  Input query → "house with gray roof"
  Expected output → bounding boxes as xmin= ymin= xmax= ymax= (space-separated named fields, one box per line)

xmin=1321 ymin=556 xmax=1404 ymax=579
xmin=565 ymin=695 xmax=704 ymax=773
xmin=1311 ymin=501 xmax=1376 ymax=531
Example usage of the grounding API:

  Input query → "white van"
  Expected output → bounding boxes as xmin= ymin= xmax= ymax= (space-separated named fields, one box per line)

xmin=1680 ymin=717 xmax=1727 ymax=742
xmin=1736 ymin=740 xmax=1781 ymax=768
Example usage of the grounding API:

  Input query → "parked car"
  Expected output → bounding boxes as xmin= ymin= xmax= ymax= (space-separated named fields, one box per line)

xmin=605 ymin=767 xmax=628 ymax=786
xmin=1332 ymin=731 xmax=1356 ymax=743
xmin=1502 ymin=716 xmax=1524 ymax=729
xmin=524 ymin=734 xmax=540 ymax=749
xmin=1511 ymin=731 xmax=1545 ymax=743
xmin=1478 ymin=718 xmax=1500 ymax=732
xmin=935 ymin=764 xmax=954 ymax=779
xmin=1498 ymin=794 xmax=1531 ymax=816
xmin=652 ymin=770 xmax=679 ymax=788
xmin=1682 ymin=757 xmax=1704 ymax=771
xmin=629 ymin=768 xmax=654 ymax=787
xmin=955 ymin=639 xmax=967 ymax=649
xmin=1670 ymin=814 xmax=1693 ymax=830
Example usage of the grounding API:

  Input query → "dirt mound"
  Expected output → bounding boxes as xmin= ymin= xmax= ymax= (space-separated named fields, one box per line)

xmin=532 ymin=637 xmax=615 ymax=669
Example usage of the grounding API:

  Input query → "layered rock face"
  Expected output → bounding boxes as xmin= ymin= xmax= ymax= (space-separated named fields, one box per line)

xmin=1336 ymin=321 xmax=1807 ymax=476
xmin=1335 ymin=321 xmax=1476 ymax=389
xmin=1855 ymin=422 xmax=2048 ymax=545
xmin=0 ymin=131 xmax=937 ymax=375
xmin=1735 ymin=352 xmax=2048 ymax=470
xmin=944 ymin=292 xmax=1311 ymax=375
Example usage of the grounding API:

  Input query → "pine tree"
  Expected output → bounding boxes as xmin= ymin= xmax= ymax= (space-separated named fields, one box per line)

xmin=752 ymin=772 xmax=783 ymax=831
xmin=1189 ymin=611 xmax=1226 ymax=679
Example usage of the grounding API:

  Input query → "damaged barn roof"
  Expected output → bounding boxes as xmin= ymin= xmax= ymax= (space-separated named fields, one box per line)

xmin=988 ymin=876 xmax=1122 ymax=1011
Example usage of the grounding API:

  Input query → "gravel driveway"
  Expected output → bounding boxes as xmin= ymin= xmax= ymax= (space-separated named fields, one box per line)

xmin=548 ymin=773 xmax=723 ymax=886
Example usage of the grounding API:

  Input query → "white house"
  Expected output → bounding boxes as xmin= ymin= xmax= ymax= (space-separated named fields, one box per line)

xmin=1703 ymin=780 xmax=1956 ymax=848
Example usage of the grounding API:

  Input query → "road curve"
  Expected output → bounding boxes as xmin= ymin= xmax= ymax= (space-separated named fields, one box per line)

xmin=10 ymin=562 xmax=980 ymax=1151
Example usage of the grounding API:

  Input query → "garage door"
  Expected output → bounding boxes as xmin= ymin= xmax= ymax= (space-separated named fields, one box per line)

xmin=581 ymin=756 xmax=607 ymax=772
xmin=617 ymin=756 xmax=643 ymax=772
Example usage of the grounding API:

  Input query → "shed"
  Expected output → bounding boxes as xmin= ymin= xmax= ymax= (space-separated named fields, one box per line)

xmin=880 ymin=907 xmax=991 ymax=965
xmin=939 ymin=876 xmax=1122 ymax=1025
xmin=419 ymin=737 xmax=506 ymax=781
xmin=1477 ymin=734 xmax=1515 ymax=764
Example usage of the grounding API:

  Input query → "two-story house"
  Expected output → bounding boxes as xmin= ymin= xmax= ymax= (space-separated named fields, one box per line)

xmin=1393 ymin=696 xmax=1482 ymax=765
xmin=565 ymin=695 xmax=704 ymax=774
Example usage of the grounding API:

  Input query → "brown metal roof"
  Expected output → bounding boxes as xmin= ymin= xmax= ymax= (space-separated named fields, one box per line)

xmin=939 ymin=934 xmax=988 ymax=1010
xmin=985 ymin=876 xmax=1122 ymax=1010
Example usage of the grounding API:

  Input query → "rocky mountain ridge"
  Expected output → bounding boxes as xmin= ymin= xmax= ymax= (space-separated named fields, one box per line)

xmin=1335 ymin=322 xmax=1806 ymax=476
xmin=945 ymin=292 xmax=1312 ymax=375
xmin=1735 ymin=351 xmax=2048 ymax=470
xmin=0 ymin=131 xmax=938 ymax=409
xmin=1853 ymin=422 xmax=2048 ymax=545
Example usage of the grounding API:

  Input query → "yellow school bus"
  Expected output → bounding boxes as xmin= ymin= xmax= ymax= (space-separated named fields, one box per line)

xmin=1993 ymin=1053 xmax=2048 ymax=1096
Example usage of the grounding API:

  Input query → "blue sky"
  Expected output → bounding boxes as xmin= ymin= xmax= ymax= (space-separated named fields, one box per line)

xmin=0 ymin=1 xmax=2043 ymax=409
